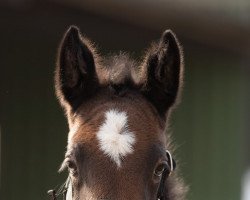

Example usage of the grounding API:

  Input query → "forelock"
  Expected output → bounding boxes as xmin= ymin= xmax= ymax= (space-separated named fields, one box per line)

xmin=97 ymin=53 xmax=142 ymax=86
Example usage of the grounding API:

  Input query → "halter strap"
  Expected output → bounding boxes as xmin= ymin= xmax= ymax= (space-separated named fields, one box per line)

xmin=156 ymin=150 xmax=175 ymax=200
xmin=48 ymin=177 xmax=70 ymax=200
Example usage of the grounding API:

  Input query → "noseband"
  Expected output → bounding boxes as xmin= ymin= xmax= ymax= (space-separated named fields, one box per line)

xmin=48 ymin=150 xmax=175 ymax=200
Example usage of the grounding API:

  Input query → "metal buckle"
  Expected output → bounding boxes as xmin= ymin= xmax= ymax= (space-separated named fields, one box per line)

xmin=165 ymin=150 xmax=174 ymax=176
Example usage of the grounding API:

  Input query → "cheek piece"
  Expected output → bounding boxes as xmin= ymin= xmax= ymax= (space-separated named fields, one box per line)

xmin=156 ymin=150 xmax=176 ymax=200
xmin=47 ymin=150 xmax=176 ymax=200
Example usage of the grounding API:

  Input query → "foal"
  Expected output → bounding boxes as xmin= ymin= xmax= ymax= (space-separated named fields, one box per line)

xmin=53 ymin=26 xmax=187 ymax=200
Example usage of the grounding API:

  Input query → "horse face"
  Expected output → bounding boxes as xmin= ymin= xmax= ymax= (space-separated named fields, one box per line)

xmin=55 ymin=26 xmax=185 ymax=200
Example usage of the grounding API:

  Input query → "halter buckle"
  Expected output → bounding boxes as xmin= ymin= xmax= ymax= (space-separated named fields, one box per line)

xmin=166 ymin=150 xmax=175 ymax=176
xmin=47 ymin=190 xmax=57 ymax=200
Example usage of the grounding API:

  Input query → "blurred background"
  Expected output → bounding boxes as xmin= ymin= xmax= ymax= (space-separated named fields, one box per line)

xmin=1 ymin=0 xmax=250 ymax=199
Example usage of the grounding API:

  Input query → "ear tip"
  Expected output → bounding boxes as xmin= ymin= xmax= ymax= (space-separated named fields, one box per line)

xmin=161 ymin=30 xmax=182 ymax=52
xmin=64 ymin=25 xmax=81 ymax=39
xmin=162 ymin=29 xmax=177 ymax=40
xmin=68 ymin=25 xmax=80 ymax=32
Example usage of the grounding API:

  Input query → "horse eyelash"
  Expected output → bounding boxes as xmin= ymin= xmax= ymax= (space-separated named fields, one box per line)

xmin=59 ymin=156 xmax=75 ymax=173
xmin=58 ymin=158 xmax=69 ymax=173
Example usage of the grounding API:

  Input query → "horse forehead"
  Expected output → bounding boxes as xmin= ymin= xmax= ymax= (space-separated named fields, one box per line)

xmin=69 ymin=106 xmax=161 ymax=166
xmin=96 ymin=109 xmax=136 ymax=167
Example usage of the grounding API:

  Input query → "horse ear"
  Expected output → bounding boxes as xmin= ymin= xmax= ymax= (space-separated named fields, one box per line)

xmin=142 ymin=30 xmax=183 ymax=117
xmin=55 ymin=26 xmax=99 ymax=111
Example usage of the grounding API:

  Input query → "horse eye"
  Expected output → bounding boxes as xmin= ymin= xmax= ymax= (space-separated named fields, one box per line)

xmin=154 ymin=161 xmax=168 ymax=177
xmin=67 ymin=160 xmax=78 ymax=176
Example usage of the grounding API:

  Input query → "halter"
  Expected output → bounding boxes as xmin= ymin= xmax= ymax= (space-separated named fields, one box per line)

xmin=156 ymin=150 xmax=175 ymax=200
xmin=48 ymin=150 xmax=175 ymax=200
xmin=47 ymin=177 xmax=70 ymax=200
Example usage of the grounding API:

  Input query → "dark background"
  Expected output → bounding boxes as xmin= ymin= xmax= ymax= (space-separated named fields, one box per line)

xmin=1 ymin=0 xmax=250 ymax=200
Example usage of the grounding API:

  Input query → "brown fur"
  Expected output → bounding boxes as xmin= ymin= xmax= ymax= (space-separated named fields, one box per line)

xmin=55 ymin=26 xmax=187 ymax=200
